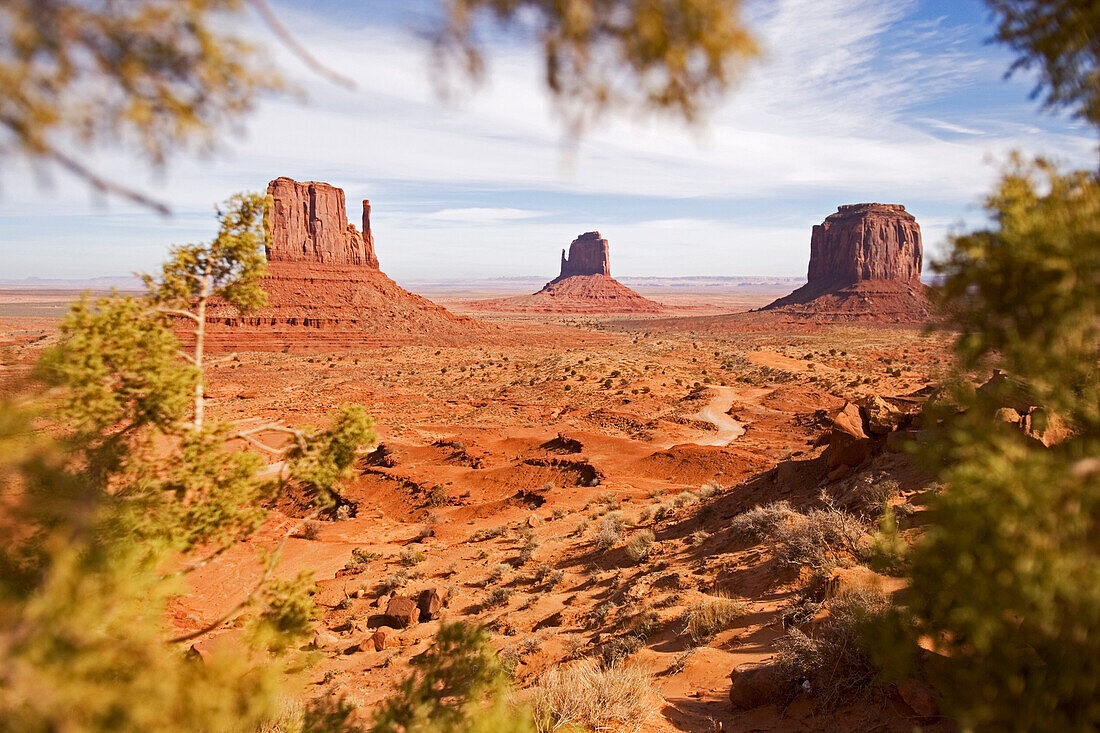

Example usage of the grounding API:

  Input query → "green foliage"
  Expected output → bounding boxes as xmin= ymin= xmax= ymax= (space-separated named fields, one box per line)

xmin=0 ymin=527 xmax=284 ymax=733
xmin=986 ymin=0 xmax=1100 ymax=126
xmin=251 ymin=571 xmax=321 ymax=653
xmin=935 ymin=159 xmax=1100 ymax=428
xmin=287 ymin=405 xmax=376 ymax=507
xmin=37 ymin=295 xmax=196 ymax=442
xmin=371 ymin=622 xmax=534 ymax=733
xmin=892 ymin=160 xmax=1100 ymax=730
xmin=145 ymin=192 xmax=270 ymax=315
xmin=435 ymin=0 xmax=758 ymax=132
xmin=0 ymin=0 xmax=280 ymax=208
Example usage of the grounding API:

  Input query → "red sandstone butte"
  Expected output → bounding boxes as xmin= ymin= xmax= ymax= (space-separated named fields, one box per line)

xmin=558 ymin=231 xmax=611 ymax=278
xmin=763 ymin=203 xmax=931 ymax=322
xmin=266 ymin=177 xmax=379 ymax=268
xmin=471 ymin=231 xmax=664 ymax=314
xmin=199 ymin=177 xmax=490 ymax=350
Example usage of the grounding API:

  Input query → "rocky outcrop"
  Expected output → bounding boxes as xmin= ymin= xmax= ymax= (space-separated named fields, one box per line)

xmin=266 ymin=177 xmax=378 ymax=268
xmin=557 ymin=231 xmax=611 ymax=279
xmin=194 ymin=177 xmax=499 ymax=351
xmin=761 ymin=203 xmax=931 ymax=323
xmin=807 ymin=204 xmax=921 ymax=289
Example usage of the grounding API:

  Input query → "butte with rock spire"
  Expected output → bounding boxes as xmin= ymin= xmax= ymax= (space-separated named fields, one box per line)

xmin=200 ymin=177 xmax=488 ymax=350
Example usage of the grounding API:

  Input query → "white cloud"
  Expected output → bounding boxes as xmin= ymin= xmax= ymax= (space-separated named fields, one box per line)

xmin=423 ymin=207 xmax=547 ymax=223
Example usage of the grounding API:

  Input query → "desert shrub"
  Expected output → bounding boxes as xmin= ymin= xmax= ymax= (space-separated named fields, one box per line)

xmin=400 ymin=548 xmax=427 ymax=567
xmin=486 ymin=563 xmax=510 ymax=584
xmin=775 ymin=587 xmax=890 ymax=708
xmin=301 ymin=520 xmax=322 ymax=541
xmin=625 ymin=530 xmax=655 ymax=562
xmin=771 ymin=507 xmax=865 ymax=569
xmin=728 ymin=501 xmax=797 ymax=543
xmin=531 ymin=659 xmax=655 ymax=733
xmin=550 ymin=508 xmax=566 ymax=521
xmin=373 ymin=622 xmax=533 ymax=733
xmin=652 ymin=504 xmax=672 ymax=522
xmin=698 ymin=481 xmax=720 ymax=499
xmin=470 ymin=525 xmax=508 ymax=542
xmin=427 ymin=484 xmax=448 ymax=507
xmin=594 ymin=517 xmax=623 ymax=550
xmin=483 ymin=587 xmax=513 ymax=609
xmin=691 ymin=530 xmax=709 ymax=547
xmin=572 ymin=519 xmax=590 ymax=537
xmin=518 ymin=537 xmax=541 ymax=565
xmin=672 ymin=490 xmax=697 ymax=507
xmin=686 ymin=592 xmax=747 ymax=644
xmin=350 ymin=548 xmax=381 ymax=564
xmin=599 ymin=635 xmax=644 ymax=666
xmin=636 ymin=506 xmax=652 ymax=523
xmin=380 ymin=570 xmax=409 ymax=594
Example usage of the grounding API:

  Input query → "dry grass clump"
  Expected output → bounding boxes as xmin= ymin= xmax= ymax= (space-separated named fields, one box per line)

xmin=728 ymin=501 xmax=798 ymax=543
xmin=486 ymin=563 xmax=510 ymax=584
xmin=532 ymin=659 xmax=656 ymax=733
xmin=483 ymin=586 xmax=513 ymax=609
xmin=400 ymin=548 xmax=426 ymax=566
xmin=469 ymin=525 xmax=508 ymax=542
xmin=594 ymin=512 xmax=625 ymax=550
xmin=774 ymin=587 xmax=891 ymax=707
xmin=687 ymin=592 xmax=747 ymax=644
xmin=771 ymin=507 xmax=865 ymax=569
xmin=625 ymin=529 xmax=655 ymax=562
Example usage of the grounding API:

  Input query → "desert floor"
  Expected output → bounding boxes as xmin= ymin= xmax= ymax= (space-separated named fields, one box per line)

xmin=0 ymin=284 xmax=954 ymax=732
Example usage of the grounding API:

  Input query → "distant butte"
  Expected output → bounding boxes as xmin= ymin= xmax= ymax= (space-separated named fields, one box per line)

xmin=199 ymin=177 xmax=489 ymax=350
xmin=761 ymin=203 xmax=932 ymax=322
xmin=475 ymin=231 xmax=664 ymax=314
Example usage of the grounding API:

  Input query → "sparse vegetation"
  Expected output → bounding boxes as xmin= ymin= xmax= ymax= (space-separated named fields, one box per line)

xmin=594 ymin=514 xmax=625 ymax=550
xmin=687 ymin=592 xmax=747 ymax=644
xmin=729 ymin=501 xmax=798 ymax=543
xmin=531 ymin=659 xmax=656 ymax=733
xmin=775 ymin=587 xmax=890 ymax=708
xmin=483 ymin=587 xmax=513 ymax=609
xmin=625 ymin=530 xmax=655 ymax=562
xmin=400 ymin=548 xmax=427 ymax=566
xmin=770 ymin=507 xmax=865 ymax=569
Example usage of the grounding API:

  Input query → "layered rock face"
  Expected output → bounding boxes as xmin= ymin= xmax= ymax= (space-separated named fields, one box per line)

xmin=199 ymin=177 xmax=489 ymax=350
xmin=763 ymin=203 xmax=930 ymax=322
xmin=557 ymin=231 xmax=611 ymax=279
xmin=266 ymin=177 xmax=378 ymax=268
xmin=806 ymin=204 xmax=921 ymax=288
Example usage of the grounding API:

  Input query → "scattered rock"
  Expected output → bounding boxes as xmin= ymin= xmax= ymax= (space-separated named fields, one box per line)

xmin=370 ymin=629 xmax=388 ymax=652
xmin=897 ymin=679 xmax=939 ymax=718
xmin=862 ymin=395 xmax=904 ymax=434
xmin=826 ymin=403 xmax=872 ymax=468
xmin=313 ymin=630 xmax=341 ymax=649
xmin=384 ymin=595 xmax=420 ymax=628
xmin=728 ymin=662 xmax=785 ymax=710
xmin=417 ymin=588 xmax=442 ymax=621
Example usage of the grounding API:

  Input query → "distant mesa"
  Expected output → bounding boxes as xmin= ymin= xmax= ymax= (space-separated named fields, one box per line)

xmin=761 ymin=203 xmax=931 ymax=322
xmin=473 ymin=231 xmax=664 ymax=314
xmin=200 ymin=177 xmax=487 ymax=350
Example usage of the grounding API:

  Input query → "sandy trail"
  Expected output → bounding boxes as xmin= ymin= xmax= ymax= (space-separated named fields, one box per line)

xmin=690 ymin=385 xmax=746 ymax=446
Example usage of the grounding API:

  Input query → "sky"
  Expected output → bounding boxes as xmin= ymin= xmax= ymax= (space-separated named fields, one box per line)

xmin=1 ymin=0 xmax=1096 ymax=283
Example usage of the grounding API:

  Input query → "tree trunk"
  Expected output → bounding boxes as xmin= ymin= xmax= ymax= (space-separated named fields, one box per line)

xmin=193 ymin=265 xmax=211 ymax=431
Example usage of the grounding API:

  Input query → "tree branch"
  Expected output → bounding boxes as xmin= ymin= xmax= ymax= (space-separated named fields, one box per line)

xmin=169 ymin=509 xmax=319 ymax=644
xmin=156 ymin=307 xmax=202 ymax=323
xmin=246 ymin=0 xmax=356 ymax=89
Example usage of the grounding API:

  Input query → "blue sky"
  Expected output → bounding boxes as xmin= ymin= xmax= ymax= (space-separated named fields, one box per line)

xmin=1 ymin=0 xmax=1096 ymax=282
